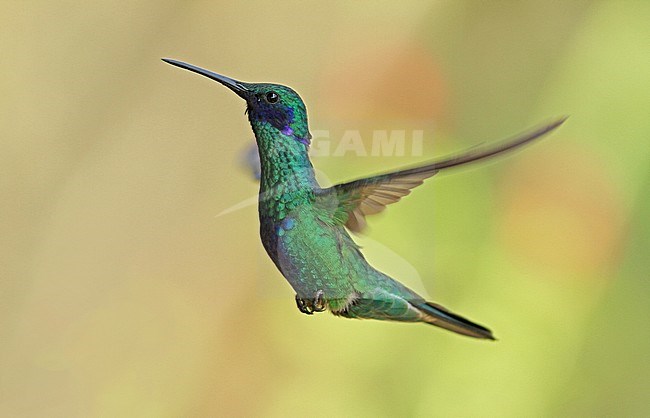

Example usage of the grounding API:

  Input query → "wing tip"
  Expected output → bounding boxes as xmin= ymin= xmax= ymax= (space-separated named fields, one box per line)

xmin=546 ymin=115 xmax=570 ymax=132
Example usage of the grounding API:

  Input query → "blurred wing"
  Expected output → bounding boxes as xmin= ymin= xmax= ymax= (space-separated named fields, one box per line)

xmin=319 ymin=117 xmax=567 ymax=232
xmin=319 ymin=165 xmax=440 ymax=232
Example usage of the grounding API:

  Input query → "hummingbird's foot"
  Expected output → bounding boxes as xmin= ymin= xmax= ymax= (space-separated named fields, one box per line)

xmin=295 ymin=294 xmax=313 ymax=315
xmin=312 ymin=290 xmax=326 ymax=312
xmin=295 ymin=290 xmax=327 ymax=315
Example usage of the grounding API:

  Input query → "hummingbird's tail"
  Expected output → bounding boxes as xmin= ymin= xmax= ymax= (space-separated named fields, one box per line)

xmin=333 ymin=287 xmax=495 ymax=339
xmin=412 ymin=301 xmax=495 ymax=340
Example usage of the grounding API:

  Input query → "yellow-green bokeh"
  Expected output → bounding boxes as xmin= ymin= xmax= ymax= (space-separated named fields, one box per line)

xmin=1 ymin=1 xmax=649 ymax=417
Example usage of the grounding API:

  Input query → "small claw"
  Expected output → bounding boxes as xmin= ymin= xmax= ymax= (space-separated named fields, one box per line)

xmin=312 ymin=290 xmax=326 ymax=312
xmin=295 ymin=294 xmax=313 ymax=315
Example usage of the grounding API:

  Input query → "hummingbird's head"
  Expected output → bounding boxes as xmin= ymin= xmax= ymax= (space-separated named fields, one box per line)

xmin=242 ymin=83 xmax=311 ymax=146
xmin=162 ymin=59 xmax=312 ymax=146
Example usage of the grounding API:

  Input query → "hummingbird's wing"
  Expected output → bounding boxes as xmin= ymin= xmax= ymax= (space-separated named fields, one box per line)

xmin=318 ymin=117 xmax=567 ymax=232
xmin=318 ymin=163 xmax=440 ymax=232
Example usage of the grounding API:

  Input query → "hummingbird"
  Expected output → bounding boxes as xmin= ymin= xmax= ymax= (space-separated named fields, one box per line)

xmin=163 ymin=58 xmax=566 ymax=340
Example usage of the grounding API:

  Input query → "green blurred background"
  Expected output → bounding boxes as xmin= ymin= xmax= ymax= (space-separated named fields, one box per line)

xmin=2 ymin=1 xmax=649 ymax=417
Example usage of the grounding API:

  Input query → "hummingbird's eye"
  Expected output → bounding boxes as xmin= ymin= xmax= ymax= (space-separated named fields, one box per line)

xmin=265 ymin=91 xmax=279 ymax=103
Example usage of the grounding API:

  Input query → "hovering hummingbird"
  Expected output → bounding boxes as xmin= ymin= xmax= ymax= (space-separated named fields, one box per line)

xmin=163 ymin=58 xmax=566 ymax=339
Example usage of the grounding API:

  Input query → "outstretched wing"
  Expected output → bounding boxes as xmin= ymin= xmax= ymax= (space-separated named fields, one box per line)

xmin=317 ymin=163 xmax=440 ymax=232
xmin=317 ymin=117 xmax=567 ymax=232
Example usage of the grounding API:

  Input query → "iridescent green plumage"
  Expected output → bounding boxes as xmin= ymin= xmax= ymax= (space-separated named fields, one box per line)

xmin=163 ymin=58 xmax=566 ymax=339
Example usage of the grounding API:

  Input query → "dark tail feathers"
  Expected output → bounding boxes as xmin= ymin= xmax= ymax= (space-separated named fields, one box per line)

xmin=415 ymin=301 xmax=495 ymax=340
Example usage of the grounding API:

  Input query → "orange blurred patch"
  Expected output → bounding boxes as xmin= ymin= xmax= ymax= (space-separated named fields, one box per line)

xmin=318 ymin=40 xmax=449 ymax=124
xmin=497 ymin=143 xmax=626 ymax=278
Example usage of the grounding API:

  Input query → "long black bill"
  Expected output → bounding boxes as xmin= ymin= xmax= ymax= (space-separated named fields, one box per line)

xmin=162 ymin=58 xmax=250 ymax=100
